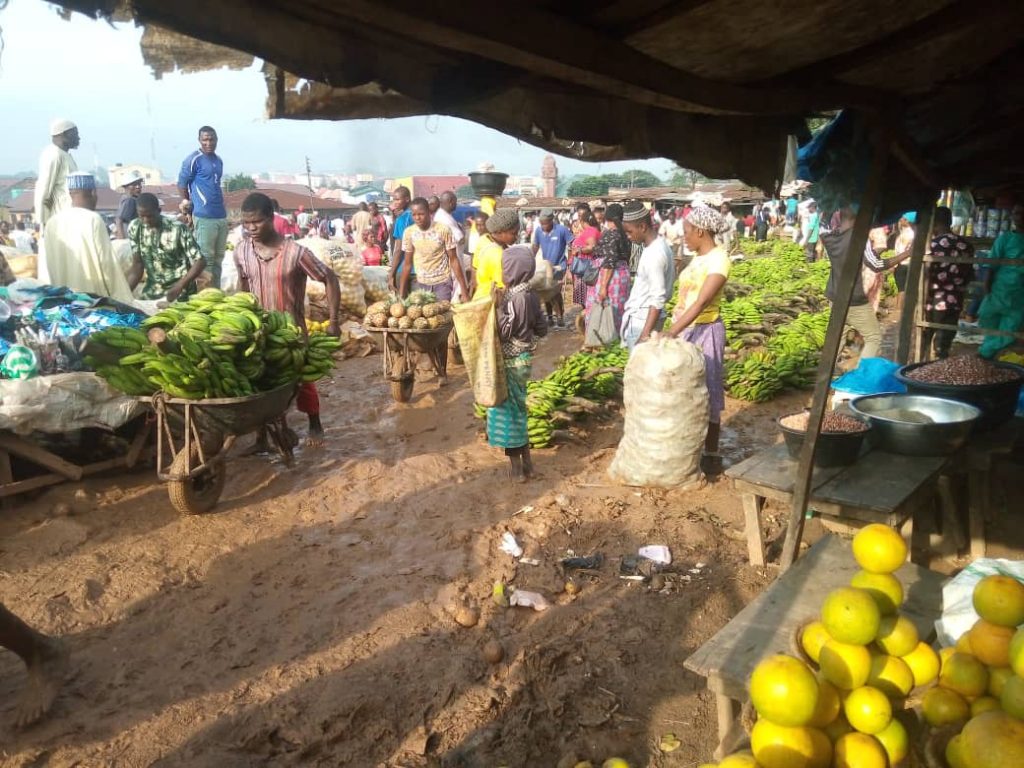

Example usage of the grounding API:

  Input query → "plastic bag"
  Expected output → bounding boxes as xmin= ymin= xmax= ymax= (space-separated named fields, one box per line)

xmin=452 ymin=296 xmax=507 ymax=407
xmin=585 ymin=302 xmax=619 ymax=347
xmin=934 ymin=558 xmax=1024 ymax=646
xmin=362 ymin=266 xmax=390 ymax=304
xmin=607 ymin=335 xmax=708 ymax=488
xmin=831 ymin=357 xmax=906 ymax=396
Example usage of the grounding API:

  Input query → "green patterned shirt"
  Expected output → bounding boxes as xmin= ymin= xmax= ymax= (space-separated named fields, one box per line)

xmin=127 ymin=215 xmax=203 ymax=299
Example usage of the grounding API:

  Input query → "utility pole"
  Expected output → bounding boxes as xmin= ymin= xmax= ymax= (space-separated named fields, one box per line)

xmin=305 ymin=156 xmax=316 ymax=212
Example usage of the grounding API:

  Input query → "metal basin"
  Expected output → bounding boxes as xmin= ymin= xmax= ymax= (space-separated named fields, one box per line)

xmin=849 ymin=394 xmax=981 ymax=456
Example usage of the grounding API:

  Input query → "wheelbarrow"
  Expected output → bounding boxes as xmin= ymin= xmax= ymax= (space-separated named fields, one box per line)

xmin=142 ymin=383 xmax=297 ymax=514
xmin=366 ymin=324 xmax=454 ymax=402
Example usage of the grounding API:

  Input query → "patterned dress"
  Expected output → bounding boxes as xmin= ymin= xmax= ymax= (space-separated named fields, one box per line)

xmin=127 ymin=215 xmax=203 ymax=299
xmin=570 ymin=225 xmax=600 ymax=307
xmin=585 ymin=227 xmax=631 ymax=329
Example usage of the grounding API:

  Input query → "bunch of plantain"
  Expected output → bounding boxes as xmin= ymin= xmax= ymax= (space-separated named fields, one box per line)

xmin=86 ymin=288 xmax=341 ymax=400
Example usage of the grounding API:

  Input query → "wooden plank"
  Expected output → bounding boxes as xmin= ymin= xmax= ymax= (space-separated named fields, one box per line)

xmin=897 ymin=204 xmax=935 ymax=363
xmin=781 ymin=133 xmax=889 ymax=571
xmin=0 ymin=433 xmax=83 ymax=481
xmin=0 ymin=449 xmax=12 ymax=510
xmin=684 ymin=536 xmax=945 ymax=691
xmin=727 ymin=444 xmax=847 ymax=495
xmin=0 ymin=472 xmax=68 ymax=499
xmin=812 ymin=452 xmax=947 ymax=513
xmin=742 ymin=494 xmax=766 ymax=567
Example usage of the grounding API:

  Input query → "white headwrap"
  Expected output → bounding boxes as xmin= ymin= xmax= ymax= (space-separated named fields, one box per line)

xmin=50 ymin=118 xmax=77 ymax=136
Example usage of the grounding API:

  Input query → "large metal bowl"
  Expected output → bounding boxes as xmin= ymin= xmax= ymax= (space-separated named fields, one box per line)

xmin=849 ymin=394 xmax=981 ymax=456
xmin=896 ymin=361 xmax=1024 ymax=431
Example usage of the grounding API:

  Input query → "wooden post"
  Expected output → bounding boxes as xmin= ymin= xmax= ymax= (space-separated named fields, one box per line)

xmin=896 ymin=204 xmax=936 ymax=364
xmin=779 ymin=134 xmax=889 ymax=572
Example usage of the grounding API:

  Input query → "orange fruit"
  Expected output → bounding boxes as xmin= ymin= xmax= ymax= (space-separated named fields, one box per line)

xmin=940 ymin=646 xmax=958 ymax=669
xmin=874 ymin=615 xmax=919 ymax=657
xmin=874 ymin=718 xmax=908 ymax=765
xmin=959 ymin=710 xmax=1024 ymax=768
xmin=800 ymin=621 xmax=830 ymax=664
xmin=819 ymin=640 xmax=872 ymax=690
xmin=750 ymin=720 xmax=831 ymax=768
xmin=957 ymin=632 xmax=974 ymax=653
xmin=971 ymin=695 xmax=1002 ymax=717
xmin=843 ymin=686 xmax=892 ymax=735
xmin=1000 ymin=673 xmax=1024 ymax=719
xmin=808 ymin=677 xmax=841 ymax=728
xmin=970 ymin=619 xmax=1015 ymax=667
xmin=832 ymin=732 xmax=887 ymax=768
xmin=1009 ymin=628 xmax=1024 ymax=677
xmin=866 ymin=654 xmax=914 ymax=698
xmin=821 ymin=588 xmax=881 ymax=645
xmin=922 ymin=686 xmax=970 ymax=726
xmin=749 ymin=655 xmax=819 ymax=727
xmin=852 ymin=524 xmax=907 ymax=574
xmin=850 ymin=571 xmax=903 ymax=615
xmin=939 ymin=652 xmax=990 ymax=698
xmin=973 ymin=575 xmax=1024 ymax=628
xmin=901 ymin=642 xmax=940 ymax=687
xmin=945 ymin=733 xmax=968 ymax=768
xmin=989 ymin=666 xmax=1014 ymax=697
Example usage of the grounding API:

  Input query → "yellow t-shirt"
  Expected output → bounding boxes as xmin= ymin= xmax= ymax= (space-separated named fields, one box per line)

xmin=472 ymin=234 xmax=504 ymax=300
xmin=674 ymin=246 xmax=731 ymax=325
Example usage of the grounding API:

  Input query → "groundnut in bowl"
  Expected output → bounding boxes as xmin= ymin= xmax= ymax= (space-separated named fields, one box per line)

xmin=777 ymin=409 xmax=870 ymax=467
xmin=896 ymin=356 xmax=1024 ymax=430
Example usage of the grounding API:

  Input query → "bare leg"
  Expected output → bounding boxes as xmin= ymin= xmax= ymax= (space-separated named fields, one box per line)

xmin=306 ymin=414 xmax=325 ymax=449
xmin=702 ymin=422 xmax=723 ymax=475
xmin=521 ymin=445 xmax=535 ymax=479
xmin=505 ymin=448 xmax=525 ymax=483
xmin=0 ymin=603 xmax=68 ymax=728
xmin=437 ymin=345 xmax=449 ymax=387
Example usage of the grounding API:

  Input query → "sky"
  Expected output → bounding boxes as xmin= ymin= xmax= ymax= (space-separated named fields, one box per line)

xmin=0 ymin=1 xmax=673 ymax=182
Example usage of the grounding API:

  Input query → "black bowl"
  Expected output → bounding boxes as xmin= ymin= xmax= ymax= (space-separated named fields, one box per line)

xmin=468 ymin=171 xmax=509 ymax=197
xmin=777 ymin=414 xmax=870 ymax=467
xmin=895 ymin=361 xmax=1023 ymax=431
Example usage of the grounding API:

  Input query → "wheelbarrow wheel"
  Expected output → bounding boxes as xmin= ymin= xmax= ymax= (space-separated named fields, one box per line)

xmin=391 ymin=376 xmax=415 ymax=403
xmin=167 ymin=445 xmax=226 ymax=515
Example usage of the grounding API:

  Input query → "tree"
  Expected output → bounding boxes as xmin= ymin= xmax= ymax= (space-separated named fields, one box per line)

xmin=666 ymin=165 xmax=706 ymax=188
xmin=567 ymin=177 xmax=610 ymax=197
xmin=567 ymin=169 xmax=665 ymax=197
xmin=225 ymin=173 xmax=257 ymax=192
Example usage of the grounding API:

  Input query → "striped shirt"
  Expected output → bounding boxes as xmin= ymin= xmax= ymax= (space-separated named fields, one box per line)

xmin=233 ymin=237 xmax=333 ymax=323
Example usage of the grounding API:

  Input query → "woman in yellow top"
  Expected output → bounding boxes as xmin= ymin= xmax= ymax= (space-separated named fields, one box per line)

xmin=471 ymin=208 xmax=519 ymax=300
xmin=664 ymin=203 xmax=732 ymax=475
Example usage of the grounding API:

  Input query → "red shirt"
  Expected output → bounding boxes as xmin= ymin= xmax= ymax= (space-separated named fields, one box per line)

xmin=273 ymin=213 xmax=297 ymax=237
xmin=362 ymin=245 xmax=383 ymax=266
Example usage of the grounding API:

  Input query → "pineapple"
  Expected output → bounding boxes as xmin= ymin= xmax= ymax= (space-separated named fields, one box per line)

xmin=397 ymin=316 xmax=413 ymax=330
xmin=422 ymin=304 xmax=439 ymax=319
xmin=389 ymin=302 xmax=406 ymax=318
xmin=413 ymin=317 xmax=429 ymax=330
xmin=387 ymin=316 xmax=400 ymax=329
xmin=371 ymin=313 xmax=388 ymax=327
xmin=406 ymin=305 xmax=424 ymax=321
xmin=436 ymin=300 xmax=451 ymax=312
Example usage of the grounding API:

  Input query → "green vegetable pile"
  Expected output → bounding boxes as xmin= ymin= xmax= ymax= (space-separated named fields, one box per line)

xmin=475 ymin=346 xmax=629 ymax=448
xmin=86 ymin=289 xmax=340 ymax=399
xmin=665 ymin=238 xmax=834 ymax=402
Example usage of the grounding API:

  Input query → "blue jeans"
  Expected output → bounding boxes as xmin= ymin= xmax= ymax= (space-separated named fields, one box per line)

xmin=194 ymin=217 xmax=228 ymax=290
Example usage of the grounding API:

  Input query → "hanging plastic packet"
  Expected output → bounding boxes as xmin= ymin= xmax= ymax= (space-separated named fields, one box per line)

xmin=1 ymin=345 xmax=38 ymax=380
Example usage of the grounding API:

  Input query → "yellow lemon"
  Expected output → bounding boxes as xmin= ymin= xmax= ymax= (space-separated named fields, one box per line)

xmin=820 ymin=640 xmax=872 ymax=690
xmin=749 ymin=655 xmax=819 ymax=727
xmin=852 ymin=524 xmax=907 ymax=574
xmin=822 ymin=587 xmax=881 ymax=646
xmin=989 ymin=666 xmax=1014 ymax=698
xmin=971 ymin=695 xmax=1002 ymax=717
xmin=800 ymin=621 xmax=831 ymax=664
xmin=843 ymin=686 xmax=892 ymax=735
xmin=808 ymin=677 xmax=841 ymax=728
xmin=866 ymin=654 xmax=914 ymax=698
xmin=750 ymin=720 xmax=830 ymax=768
xmin=901 ymin=641 xmax=940 ymax=687
xmin=1000 ymin=673 xmax=1024 ymax=719
xmin=922 ymin=686 xmax=969 ymax=726
xmin=874 ymin=614 xmax=919 ymax=657
xmin=959 ymin=710 xmax=1024 ymax=768
xmin=832 ymin=732 xmax=887 ymax=768
xmin=850 ymin=570 xmax=903 ymax=615
xmin=873 ymin=717 xmax=908 ymax=765
xmin=973 ymin=575 xmax=1024 ymax=628
xmin=601 ymin=760 xmax=629 ymax=768
xmin=939 ymin=652 xmax=990 ymax=698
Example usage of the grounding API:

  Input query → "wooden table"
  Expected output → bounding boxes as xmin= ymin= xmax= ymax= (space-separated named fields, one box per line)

xmin=959 ymin=419 xmax=1020 ymax=558
xmin=726 ymin=444 xmax=949 ymax=567
xmin=684 ymin=536 xmax=945 ymax=758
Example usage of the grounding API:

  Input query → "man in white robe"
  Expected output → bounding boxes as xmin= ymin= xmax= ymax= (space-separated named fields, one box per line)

xmin=34 ymin=119 xmax=80 ymax=227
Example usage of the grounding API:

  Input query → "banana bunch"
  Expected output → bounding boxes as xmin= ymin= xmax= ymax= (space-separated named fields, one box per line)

xmin=527 ymin=416 xmax=553 ymax=447
xmin=724 ymin=351 xmax=785 ymax=402
xmin=86 ymin=290 xmax=341 ymax=400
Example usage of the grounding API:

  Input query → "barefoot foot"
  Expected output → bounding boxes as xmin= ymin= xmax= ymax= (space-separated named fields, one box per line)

xmin=15 ymin=637 xmax=68 ymax=728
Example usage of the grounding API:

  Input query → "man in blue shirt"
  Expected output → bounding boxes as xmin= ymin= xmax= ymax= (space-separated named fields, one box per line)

xmin=785 ymin=196 xmax=799 ymax=225
xmin=531 ymin=209 xmax=572 ymax=326
xmin=387 ymin=185 xmax=414 ymax=297
xmin=177 ymin=126 xmax=227 ymax=289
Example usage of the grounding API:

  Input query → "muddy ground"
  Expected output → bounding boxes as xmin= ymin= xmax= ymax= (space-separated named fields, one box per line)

xmin=1 ymin=321 xmax=1017 ymax=767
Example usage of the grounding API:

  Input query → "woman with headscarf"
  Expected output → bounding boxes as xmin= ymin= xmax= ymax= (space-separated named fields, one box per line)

xmin=569 ymin=209 xmax=601 ymax=311
xmin=892 ymin=212 xmax=916 ymax=310
xmin=664 ymin=203 xmax=733 ymax=476
xmin=489 ymin=245 xmax=548 ymax=482
xmin=472 ymin=208 xmax=519 ymax=300
xmin=586 ymin=203 xmax=632 ymax=331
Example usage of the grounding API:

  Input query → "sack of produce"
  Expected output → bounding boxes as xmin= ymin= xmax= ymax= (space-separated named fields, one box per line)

xmin=452 ymin=296 xmax=507 ymax=407
xmin=362 ymin=266 xmax=390 ymax=304
xmin=584 ymin=302 xmax=619 ymax=347
xmin=608 ymin=335 xmax=708 ymax=487
xmin=329 ymin=253 xmax=367 ymax=319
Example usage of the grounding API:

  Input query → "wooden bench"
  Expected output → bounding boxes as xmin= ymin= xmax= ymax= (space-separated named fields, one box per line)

xmin=725 ymin=444 xmax=949 ymax=566
xmin=684 ymin=536 xmax=945 ymax=759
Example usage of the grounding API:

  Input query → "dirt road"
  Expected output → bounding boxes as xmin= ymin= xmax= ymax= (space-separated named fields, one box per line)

xmin=0 ymin=330 xmax=809 ymax=767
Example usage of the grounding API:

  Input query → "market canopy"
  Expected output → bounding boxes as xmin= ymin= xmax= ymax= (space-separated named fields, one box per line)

xmin=62 ymin=0 xmax=1024 ymax=197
